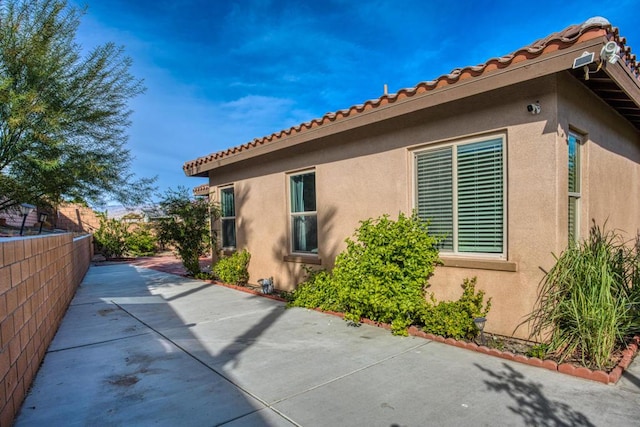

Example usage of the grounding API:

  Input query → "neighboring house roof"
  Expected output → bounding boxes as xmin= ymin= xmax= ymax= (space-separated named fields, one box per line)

xmin=193 ymin=183 xmax=210 ymax=197
xmin=184 ymin=17 xmax=640 ymax=177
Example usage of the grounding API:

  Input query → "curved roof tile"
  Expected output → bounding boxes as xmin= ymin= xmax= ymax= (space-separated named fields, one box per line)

xmin=184 ymin=18 xmax=638 ymax=173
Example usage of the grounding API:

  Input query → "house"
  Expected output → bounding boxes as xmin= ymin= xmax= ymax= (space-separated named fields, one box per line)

xmin=193 ymin=183 xmax=210 ymax=199
xmin=184 ymin=18 xmax=640 ymax=338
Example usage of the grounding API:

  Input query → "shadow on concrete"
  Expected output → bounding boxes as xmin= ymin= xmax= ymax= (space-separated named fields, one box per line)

xmin=475 ymin=362 xmax=595 ymax=427
xmin=119 ymin=266 xmax=287 ymax=424
xmin=621 ymin=369 xmax=640 ymax=391
xmin=214 ymin=305 xmax=284 ymax=370
xmin=16 ymin=263 xmax=288 ymax=426
xmin=164 ymin=282 xmax=213 ymax=301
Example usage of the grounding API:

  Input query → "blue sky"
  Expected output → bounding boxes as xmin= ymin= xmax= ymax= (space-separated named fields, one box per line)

xmin=70 ymin=0 xmax=640 ymax=203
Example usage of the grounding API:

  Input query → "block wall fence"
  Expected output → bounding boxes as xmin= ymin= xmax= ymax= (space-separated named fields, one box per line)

xmin=0 ymin=233 xmax=93 ymax=426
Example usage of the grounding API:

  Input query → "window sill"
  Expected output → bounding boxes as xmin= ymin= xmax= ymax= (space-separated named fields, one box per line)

xmin=221 ymin=248 xmax=236 ymax=256
xmin=283 ymin=255 xmax=322 ymax=265
xmin=439 ymin=256 xmax=517 ymax=272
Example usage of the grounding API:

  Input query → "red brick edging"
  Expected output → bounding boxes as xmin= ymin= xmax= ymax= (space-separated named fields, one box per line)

xmin=131 ymin=258 xmax=639 ymax=386
xmin=404 ymin=327 xmax=639 ymax=385
xmin=210 ymin=279 xmax=638 ymax=384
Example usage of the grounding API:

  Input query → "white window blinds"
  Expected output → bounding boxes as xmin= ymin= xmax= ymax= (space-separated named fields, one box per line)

xmin=416 ymin=137 xmax=504 ymax=255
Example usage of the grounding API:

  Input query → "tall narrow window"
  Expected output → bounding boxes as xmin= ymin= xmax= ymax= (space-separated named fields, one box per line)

xmin=416 ymin=136 xmax=504 ymax=255
xmin=220 ymin=186 xmax=236 ymax=249
xmin=568 ymin=132 xmax=581 ymax=244
xmin=290 ymin=171 xmax=318 ymax=254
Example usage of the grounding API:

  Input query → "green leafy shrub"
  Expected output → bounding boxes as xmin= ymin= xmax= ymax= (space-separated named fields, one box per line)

xmin=94 ymin=216 xmax=130 ymax=258
xmin=288 ymin=212 xmax=441 ymax=335
xmin=421 ymin=277 xmax=492 ymax=340
xmin=126 ymin=226 xmax=157 ymax=256
xmin=214 ymin=249 xmax=251 ymax=286
xmin=527 ymin=223 xmax=640 ymax=369
xmin=334 ymin=213 xmax=441 ymax=335
xmin=194 ymin=271 xmax=214 ymax=280
xmin=155 ymin=187 xmax=219 ymax=276
xmin=287 ymin=268 xmax=342 ymax=312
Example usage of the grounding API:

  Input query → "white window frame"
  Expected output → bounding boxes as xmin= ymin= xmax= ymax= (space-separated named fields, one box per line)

xmin=220 ymin=185 xmax=236 ymax=250
xmin=413 ymin=134 xmax=507 ymax=258
xmin=288 ymin=169 xmax=318 ymax=255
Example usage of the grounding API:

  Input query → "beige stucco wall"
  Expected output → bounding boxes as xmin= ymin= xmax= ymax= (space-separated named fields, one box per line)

xmin=557 ymin=72 xmax=640 ymax=241
xmin=208 ymin=73 xmax=640 ymax=339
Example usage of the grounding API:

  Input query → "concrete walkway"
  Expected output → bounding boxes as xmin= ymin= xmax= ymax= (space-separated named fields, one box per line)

xmin=13 ymin=263 xmax=640 ymax=426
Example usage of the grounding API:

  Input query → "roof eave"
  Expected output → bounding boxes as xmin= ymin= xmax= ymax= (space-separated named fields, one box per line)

xmin=184 ymin=36 xmax=609 ymax=178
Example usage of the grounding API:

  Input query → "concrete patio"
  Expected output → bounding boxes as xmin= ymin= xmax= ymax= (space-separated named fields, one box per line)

xmin=13 ymin=263 xmax=640 ymax=426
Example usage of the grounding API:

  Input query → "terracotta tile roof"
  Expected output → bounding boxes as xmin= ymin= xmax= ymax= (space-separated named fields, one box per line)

xmin=184 ymin=17 xmax=638 ymax=174
xmin=192 ymin=183 xmax=209 ymax=196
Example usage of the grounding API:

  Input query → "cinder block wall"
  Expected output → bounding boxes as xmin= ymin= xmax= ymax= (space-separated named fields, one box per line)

xmin=56 ymin=203 xmax=101 ymax=233
xmin=0 ymin=234 xmax=92 ymax=425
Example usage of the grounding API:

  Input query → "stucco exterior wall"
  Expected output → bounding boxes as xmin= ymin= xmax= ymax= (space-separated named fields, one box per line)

xmin=557 ymin=72 xmax=640 ymax=241
xmin=208 ymin=73 xmax=640 ymax=339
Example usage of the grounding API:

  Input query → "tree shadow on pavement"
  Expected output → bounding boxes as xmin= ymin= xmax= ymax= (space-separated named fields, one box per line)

xmin=621 ymin=369 xmax=640 ymax=391
xmin=214 ymin=303 xmax=285 ymax=370
xmin=475 ymin=363 xmax=596 ymax=427
xmin=16 ymin=264 xmax=287 ymax=426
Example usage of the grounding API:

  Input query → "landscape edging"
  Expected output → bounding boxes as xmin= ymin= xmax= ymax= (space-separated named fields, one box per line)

xmin=210 ymin=279 xmax=639 ymax=385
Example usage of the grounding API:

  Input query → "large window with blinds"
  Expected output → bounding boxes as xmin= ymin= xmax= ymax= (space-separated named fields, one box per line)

xmin=415 ymin=136 xmax=505 ymax=255
xmin=289 ymin=171 xmax=318 ymax=254
xmin=220 ymin=186 xmax=236 ymax=249
xmin=568 ymin=132 xmax=581 ymax=244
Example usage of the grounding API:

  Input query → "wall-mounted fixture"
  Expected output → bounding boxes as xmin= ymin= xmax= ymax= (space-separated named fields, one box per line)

xmin=572 ymin=51 xmax=595 ymax=69
xmin=19 ymin=203 xmax=35 ymax=236
xmin=527 ymin=101 xmax=541 ymax=115
xmin=600 ymin=41 xmax=621 ymax=65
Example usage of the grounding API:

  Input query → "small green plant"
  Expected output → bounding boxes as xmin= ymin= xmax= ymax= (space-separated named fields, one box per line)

xmin=487 ymin=336 xmax=505 ymax=351
xmin=421 ymin=277 xmax=492 ymax=340
xmin=94 ymin=216 xmax=130 ymax=258
xmin=526 ymin=343 xmax=549 ymax=359
xmin=214 ymin=249 xmax=251 ymax=286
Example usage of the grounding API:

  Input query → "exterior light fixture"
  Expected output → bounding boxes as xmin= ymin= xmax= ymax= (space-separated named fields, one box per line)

xmin=38 ymin=212 xmax=48 ymax=234
xmin=258 ymin=277 xmax=274 ymax=294
xmin=19 ymin=203 xmax=36 ymax=236
xmin=474 ymin=317 xmax=487 ymax=346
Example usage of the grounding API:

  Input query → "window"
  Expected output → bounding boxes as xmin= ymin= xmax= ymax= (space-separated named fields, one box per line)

xmin=415 ymin=136 xmax=505 ymax=255
xmin=220 ymin=186 xmax=236 ymax=249
xmin=290 ymin=171 xmax=318 ymax=254
xmin=568 ymin=132 xmax=581 ymax=244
